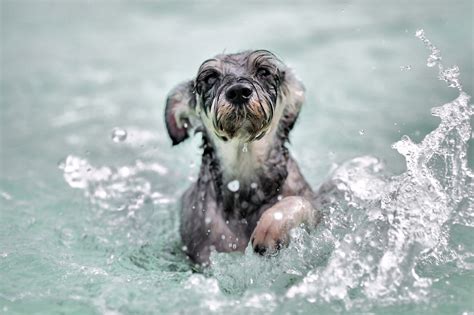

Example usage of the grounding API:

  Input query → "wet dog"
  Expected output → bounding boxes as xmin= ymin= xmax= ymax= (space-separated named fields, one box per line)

xmin=165 ymin=50 xmax=321 ymax=265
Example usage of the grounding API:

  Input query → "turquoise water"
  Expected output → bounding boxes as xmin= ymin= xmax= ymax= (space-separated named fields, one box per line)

xmin=1 ymin=1 xmax=473 ymax=314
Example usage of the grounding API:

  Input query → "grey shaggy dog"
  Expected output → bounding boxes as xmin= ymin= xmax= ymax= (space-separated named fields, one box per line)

xmin=165 ymin=50 xmax=327 ymax=265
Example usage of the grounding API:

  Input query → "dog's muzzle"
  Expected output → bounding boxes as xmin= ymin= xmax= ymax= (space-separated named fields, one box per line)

xmin=212 ymin=82 xmax=274 ymax=142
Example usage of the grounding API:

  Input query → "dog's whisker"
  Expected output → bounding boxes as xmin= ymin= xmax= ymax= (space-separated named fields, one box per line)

xmin=250 ymin=81 xmax=269 ymax=122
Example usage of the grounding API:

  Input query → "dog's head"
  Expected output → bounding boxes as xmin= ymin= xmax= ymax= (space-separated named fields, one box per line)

xmin=165 ymin=50 xmax=304 ymax=145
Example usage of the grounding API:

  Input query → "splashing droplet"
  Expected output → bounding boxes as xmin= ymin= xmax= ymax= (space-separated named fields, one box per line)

xmin=359 ymin=129 xmax=365 ymax=136
xmin=440 ymin=66 xmax=461 ymax=89
xmin=415 ymin=28 xmax=424 ymax=38
xmin=400 ymin=65 xmax=412 ymax=71
xmin=111 ymin=128 xmax=127 ymax=143
xmin=242 ymin=143 xmax=248 ymax=153
xmin=273 ymin=212 xmax=283 ymax=221
xmin=227 ymin=180 xmax=240 ymax=192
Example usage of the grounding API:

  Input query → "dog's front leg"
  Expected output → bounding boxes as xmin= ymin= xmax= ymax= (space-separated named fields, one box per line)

xmin=250 ymin=196 xmax=318 ymax=255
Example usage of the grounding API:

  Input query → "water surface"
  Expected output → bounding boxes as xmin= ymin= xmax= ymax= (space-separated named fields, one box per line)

xmin=1 ymin=1 xmax=473 ymax=314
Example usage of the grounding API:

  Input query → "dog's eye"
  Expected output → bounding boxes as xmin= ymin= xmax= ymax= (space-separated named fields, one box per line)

xmin=204 ymin=74 xmax=218 ymax=86
xmin=257 ymin=67 xmax=271 ymax=78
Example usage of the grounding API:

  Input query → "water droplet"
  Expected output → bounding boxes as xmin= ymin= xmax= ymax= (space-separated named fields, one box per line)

xmin=400 ymin=65 xmax=412 ymax=71
xmin=242 ymin=143 xmax=248 ymax=153
xmin=250 ymin=182 xmax=258 ymax=189
xmin=111 ymin=128 xmax=127 ymax=143
xmin=277 ymin=195 xmax=283 ymax=201
xmin=273 ymin=212 xmax=283 ymax=220
xmin=57 ymin=160 xmax=65 ymax=170
xmin=415 ymin=29 xmax=424 ymax=38
xmin=227 ymin=180 xmax=240 ymax=192
xmin=427 ymin=55 xmax=439 ymax=67
xmin=359 ymin=129 xmax=365 ymax=136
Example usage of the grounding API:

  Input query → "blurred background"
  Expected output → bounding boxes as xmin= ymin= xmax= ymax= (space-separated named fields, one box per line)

xmin=1 ymin=1 xmax=473 ymax=184
xmin=0 ymin=1 xmax=473 ymax=314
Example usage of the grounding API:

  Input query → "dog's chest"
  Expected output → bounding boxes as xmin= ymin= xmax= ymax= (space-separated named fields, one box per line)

xmin=215 ymin=138 xmax=270 ymax=183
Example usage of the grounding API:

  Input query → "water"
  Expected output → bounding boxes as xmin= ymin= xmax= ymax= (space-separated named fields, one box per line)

xmin=111 ymin=128 xmax=128 ymax=144
xmin=1 ymin=1 xmax=473 ymax=314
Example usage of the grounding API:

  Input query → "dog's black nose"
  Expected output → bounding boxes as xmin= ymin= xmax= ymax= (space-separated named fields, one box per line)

xmin=225 ymin=83 xmax=253 ymax=105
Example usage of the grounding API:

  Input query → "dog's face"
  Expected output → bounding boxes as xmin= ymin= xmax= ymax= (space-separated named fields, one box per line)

xmin=195 ymin=50 xmax=282 ymax=142
xmin=165 ymin=50 xmax=304 ymax=145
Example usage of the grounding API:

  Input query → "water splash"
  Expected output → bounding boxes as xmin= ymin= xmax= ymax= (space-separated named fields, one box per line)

xmin=57 ymin=31 xmax=473 ymax=314
xmin=206 ymin=31 xmax=473 ymax=311
xmin=58 ymin=155 xmax=171 ymax=211
xmin=416 ymin=29 xmax=463 ymax=91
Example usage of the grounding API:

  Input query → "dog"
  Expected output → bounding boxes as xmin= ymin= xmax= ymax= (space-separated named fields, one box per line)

xmin=165 ymin=50 xmax=322 ymax=265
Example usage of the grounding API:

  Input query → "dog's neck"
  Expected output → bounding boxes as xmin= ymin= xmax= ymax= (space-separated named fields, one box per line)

xmin=214 ymin=137 xmax=274 ymax=183
xmin=198 ymin=122 xmax=289 ymax=219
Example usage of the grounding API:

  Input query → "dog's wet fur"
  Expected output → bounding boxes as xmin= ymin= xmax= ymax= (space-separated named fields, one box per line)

xmin=165 ymin=50 xmax=326 ymax=265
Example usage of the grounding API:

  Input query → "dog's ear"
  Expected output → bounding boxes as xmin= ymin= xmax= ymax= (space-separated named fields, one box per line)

xmin=279 ymin=68 xmax=306 ymax=137
xmin=165 ymin=80 xmax=196 ymax=145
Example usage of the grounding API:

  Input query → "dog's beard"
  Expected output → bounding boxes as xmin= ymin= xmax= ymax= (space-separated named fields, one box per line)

xmin=211 ymin=95 xmax=274 ymax=142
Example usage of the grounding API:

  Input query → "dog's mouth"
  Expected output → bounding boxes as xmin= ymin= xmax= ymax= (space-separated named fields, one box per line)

xmin=211 ymin=86 xmax=274 ymax=142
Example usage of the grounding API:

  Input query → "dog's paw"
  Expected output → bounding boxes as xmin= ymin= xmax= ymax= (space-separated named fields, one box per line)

xmin=251 ymin=209 xmax=290 ymax=255
xmin=250 ymin=196 xmax=315 ymax=255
